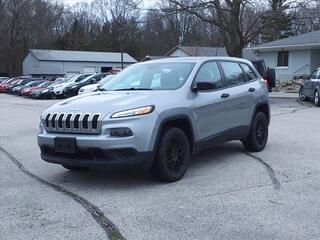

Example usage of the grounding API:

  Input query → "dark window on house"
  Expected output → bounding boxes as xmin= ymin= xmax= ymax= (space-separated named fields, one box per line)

xmin=277 ymin=51 xmax=289 ymax=67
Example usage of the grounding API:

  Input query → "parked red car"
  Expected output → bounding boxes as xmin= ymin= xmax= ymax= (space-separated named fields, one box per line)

xmin=21 ymin=81 xmax=51 ymax=96
xmin=0 ymin=78 xmax=19 ymax=92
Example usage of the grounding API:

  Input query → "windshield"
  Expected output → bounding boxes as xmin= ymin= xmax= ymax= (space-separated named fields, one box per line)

xmin=38 ymin=82 xmax=52 ymax=87
xmin=101 ymin=62 xmax=195 ymax=91
xmin=99 ymin=75 xmax=114 ymax=85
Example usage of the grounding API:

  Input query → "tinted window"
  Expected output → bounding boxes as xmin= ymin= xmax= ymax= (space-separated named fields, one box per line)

xmin=240 ymin=63 xmax=257 ymax=81
xmin=277 ymin=51 xmax=289 ymax=67
xmin=220 ymin=62 xmax=246 ymax=86
xmin=194 ymin=62 xmax=223 ymax=90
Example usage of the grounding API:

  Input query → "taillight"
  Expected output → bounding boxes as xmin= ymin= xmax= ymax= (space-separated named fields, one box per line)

xmin=263 ymin=79 xmax=269 ymax=87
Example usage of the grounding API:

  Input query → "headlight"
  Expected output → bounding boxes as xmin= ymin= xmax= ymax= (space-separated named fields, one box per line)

xmin=111 ymin=105 xmax=154 ymax=118
xmin=42 ymin=89 xmax=49 ymax=93
xmin=39 ymin=121 xmax=44 ymax=134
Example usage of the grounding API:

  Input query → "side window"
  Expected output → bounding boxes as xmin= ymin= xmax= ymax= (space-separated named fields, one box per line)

xmin=194 ymin=62 xmax=223 ymax=90
xmin=220 ymin=61 xmax=246 ymax=86
xmin=240 ymin=63 xmax=257 ymax=81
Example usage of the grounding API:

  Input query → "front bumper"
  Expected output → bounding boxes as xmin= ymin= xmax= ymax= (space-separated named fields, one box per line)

xmin=40 ymin=145 xmax=153 ymax=167
xmin=38 ymin=111 xmax=160 ymax=167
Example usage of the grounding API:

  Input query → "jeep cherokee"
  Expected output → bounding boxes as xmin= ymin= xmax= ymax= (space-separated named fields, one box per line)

xmin=38 ymin=57 xmax=270 ymax=182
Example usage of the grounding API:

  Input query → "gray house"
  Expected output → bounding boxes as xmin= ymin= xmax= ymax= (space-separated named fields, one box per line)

xmin=166 ymin=46 xmax=257 ymax=60
xmin=250 ymin=30 xmax=320 ymax=82
xmin=23 ymin=49 xmax=137 ymax=79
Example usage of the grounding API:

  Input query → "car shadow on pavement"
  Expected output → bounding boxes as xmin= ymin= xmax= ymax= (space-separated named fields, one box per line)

xmin=48 ymin=141 xmax=245 ymax=188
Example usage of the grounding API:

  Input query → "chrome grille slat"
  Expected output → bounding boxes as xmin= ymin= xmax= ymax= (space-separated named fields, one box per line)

xmin=43 ymin=112 xmax=102 ymax=134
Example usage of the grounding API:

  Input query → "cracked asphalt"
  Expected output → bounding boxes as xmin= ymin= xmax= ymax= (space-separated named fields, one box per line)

xmin=0 ymin=94 xmax=319 ymax=240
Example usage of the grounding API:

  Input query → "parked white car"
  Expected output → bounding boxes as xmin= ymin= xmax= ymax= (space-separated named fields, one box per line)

xmin=78 ymin=75 xmax=114 ymax=95
xmin=52 ymin=74 xmax=93 ymax=98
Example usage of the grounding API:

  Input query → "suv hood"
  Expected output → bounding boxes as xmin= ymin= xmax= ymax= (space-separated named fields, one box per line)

xmin=43 ymin=91 xmax=171 ymax=117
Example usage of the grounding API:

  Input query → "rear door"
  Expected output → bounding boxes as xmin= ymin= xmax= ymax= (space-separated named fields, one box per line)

xmin=219 ymin=61 xmax=256 ymax=130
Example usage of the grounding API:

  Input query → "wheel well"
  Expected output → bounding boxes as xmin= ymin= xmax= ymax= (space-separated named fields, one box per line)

xmin=160 ymin=118 xmax=194 ymax=153
xmin=255 ymin=104 xmax=270 ymax=124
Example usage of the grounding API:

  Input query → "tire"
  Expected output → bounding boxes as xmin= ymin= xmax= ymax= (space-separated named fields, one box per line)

xmin=151 ymin=128 xmax=190 ymax=182
xmin=62 ymin=165 xmax=88 ymax=171
xmin=243 ymin=112 xmax=268 ymax=152
xmin=314 ymin=90 xmax=320 ymax=107
xmin=299 ymin=87 xmax=308 ymax=101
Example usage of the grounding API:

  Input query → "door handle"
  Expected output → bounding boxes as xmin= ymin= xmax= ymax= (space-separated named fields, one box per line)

xmin=220 ymin=93 xmax=230 ymax=98
xmin=248 ymin=88 xmax=256 ymax=92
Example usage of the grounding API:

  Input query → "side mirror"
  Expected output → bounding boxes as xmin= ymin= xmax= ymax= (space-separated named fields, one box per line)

xmin=89 ymin=79 xmax=95 ymax=84
xmin=267 ymin=68 xmax=276 ymax=87
xmin=192 ymin=82 xmax=215 ymax=92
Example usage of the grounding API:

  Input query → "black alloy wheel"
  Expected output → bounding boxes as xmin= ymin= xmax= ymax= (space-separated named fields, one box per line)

xmin=152 ymin=128 xmax=190 ymax=182
xmin=243 ymin=112 xmax=268 ymax=152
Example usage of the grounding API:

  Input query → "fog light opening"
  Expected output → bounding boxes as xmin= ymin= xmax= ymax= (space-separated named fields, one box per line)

xmin=109 ymin=128 xmax=133 ymax=137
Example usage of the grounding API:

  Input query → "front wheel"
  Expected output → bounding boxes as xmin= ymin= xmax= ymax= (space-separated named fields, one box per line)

xmin=314 ymin=90 xmax=320 ymax=107
xmin=151 ymin=128 xmax=190 ymax=182
xmin=299 ymin=87 xmax=308 ymax=101
xmin=243 ymin=112 xmax=268 ymax=152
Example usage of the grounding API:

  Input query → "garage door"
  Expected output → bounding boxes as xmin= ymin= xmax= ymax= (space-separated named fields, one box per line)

xmin=83 ymin=67 xmax=96 ymax=73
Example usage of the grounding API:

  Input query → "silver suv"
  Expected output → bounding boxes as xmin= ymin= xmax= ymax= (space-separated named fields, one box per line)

xmin=38 ymin=57 xmax=270 ymax=182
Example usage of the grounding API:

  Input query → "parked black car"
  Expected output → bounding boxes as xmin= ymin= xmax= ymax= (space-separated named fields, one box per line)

xmin=299 ymin=67 xmax=320 ymax=107
xmin=250 ymin=59 xmax=276 ymax=92
xmin=63 ymin=73 xmax=108 ymax=97
xmin=12 ymin=80 xmax=45 ymax=95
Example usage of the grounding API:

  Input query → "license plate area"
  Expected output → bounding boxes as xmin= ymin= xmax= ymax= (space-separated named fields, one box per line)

xmin=54 ymin=137 xmax=76 ymax=154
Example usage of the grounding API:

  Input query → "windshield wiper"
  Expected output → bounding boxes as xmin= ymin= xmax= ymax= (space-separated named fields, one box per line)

xmin=96 ymin=88 xmax=107 ymax=92
xmin=114 ymin=87 xmax=153 ymax=91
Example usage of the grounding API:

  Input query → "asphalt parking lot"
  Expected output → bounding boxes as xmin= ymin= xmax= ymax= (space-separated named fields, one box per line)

xmin=0 ymin=94 xmax=319 ymax=240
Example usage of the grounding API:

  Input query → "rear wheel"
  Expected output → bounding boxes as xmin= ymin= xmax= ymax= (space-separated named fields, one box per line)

xmin=62 ymin=165 xmax=88 ymax=171
xmin=243 ymin=112 xmax=268 ymax=152
xmin=151 ymin=128 xmax=190 ymax=182
xmin=314 ymin=90 xmax=320 ymax=107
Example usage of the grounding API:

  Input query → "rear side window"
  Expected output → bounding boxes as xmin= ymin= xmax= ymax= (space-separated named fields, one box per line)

xmin=220 ymin=61 xmax=246 ymax=86
xmin=240 ymin=63 xmax=257 ymax=81
xmin=194 ymin=62 xmax=223 ymax=90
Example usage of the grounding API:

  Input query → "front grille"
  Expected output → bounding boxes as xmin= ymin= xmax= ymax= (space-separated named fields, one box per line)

xmin=43 ymin=112 xmax=102 ymax=134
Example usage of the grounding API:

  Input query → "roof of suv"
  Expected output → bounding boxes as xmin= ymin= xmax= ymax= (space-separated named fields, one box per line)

xmin=139 ymin=56 xmax=252 ymax=64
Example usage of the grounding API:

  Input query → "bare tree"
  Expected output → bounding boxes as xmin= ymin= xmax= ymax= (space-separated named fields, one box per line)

xmin=167 ymin=0 xmax=296 ymax=57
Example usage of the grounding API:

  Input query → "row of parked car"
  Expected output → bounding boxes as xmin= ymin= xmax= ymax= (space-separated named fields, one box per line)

xmin=0 ymin=73 xmax=115 ymax=99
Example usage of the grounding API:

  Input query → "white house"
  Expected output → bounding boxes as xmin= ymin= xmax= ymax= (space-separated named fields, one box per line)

xmin=250 ymin=30 xmax=320 ymax=82
xmin=23 ymin=49 xmax=137 ymax=79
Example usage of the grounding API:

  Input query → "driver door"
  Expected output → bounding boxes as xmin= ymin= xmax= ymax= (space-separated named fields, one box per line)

xmin=305 ymin=70 xmax=318 ymax=97
xmin=192 ymin=61 xmax=230 ymax=141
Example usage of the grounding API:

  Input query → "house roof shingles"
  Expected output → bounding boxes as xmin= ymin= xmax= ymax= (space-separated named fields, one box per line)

xmin=29 ymin=49 xmax=137 ymax=63
xmin=251 ymin=30 xmax=320 ymax=50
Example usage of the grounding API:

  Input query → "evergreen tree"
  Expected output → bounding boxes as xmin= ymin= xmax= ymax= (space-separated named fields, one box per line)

xmin=261 ymin=0 xmax=294 ymax=42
